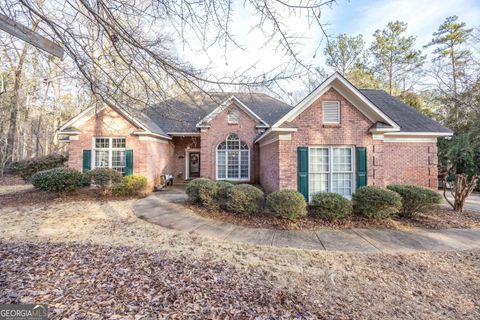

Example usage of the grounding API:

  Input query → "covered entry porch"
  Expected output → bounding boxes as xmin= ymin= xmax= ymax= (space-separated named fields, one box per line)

xmin=171 ymin=135 xmax=201 ymax=184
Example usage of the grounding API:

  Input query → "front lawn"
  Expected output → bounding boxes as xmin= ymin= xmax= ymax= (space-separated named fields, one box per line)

xmin=0 ymin=177 xmax=479 ymax=319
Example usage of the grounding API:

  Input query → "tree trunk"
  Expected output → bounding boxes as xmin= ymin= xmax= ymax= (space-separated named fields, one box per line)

xmin=6 ymin=20 xmax=40 ymax=163
xmin=450 ymin=41 xmax=457 ymax=97
xmin=443 ymin=174 xmax=479 ymax=212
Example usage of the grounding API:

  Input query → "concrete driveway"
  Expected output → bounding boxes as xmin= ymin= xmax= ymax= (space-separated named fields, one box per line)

xmin=133 ymin=187 xmax=480 ymax=253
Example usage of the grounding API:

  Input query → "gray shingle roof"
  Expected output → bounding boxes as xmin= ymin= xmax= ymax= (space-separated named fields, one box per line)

xmin=117 ymin=89 xmax=451 ymax=136
xmin=359 ymin=89 xmax=452 ymax=133
xmin=118 ymin=105 xmax=169 ymax=136
xmin=142 ymin=92 xmax=293 ymax=133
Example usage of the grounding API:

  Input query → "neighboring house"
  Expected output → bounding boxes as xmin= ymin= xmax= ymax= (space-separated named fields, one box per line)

xmin=57 ymin=72 xmax=452 ymax=199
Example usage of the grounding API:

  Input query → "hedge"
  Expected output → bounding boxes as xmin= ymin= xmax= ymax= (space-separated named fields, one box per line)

xmin=113 ymin=175 xmax=148 ymax=197
xmin=266 ymin=190 xmax=307 ymax=220
xmin=10 ymin=154 xmax=68 ymax=181
xmin=223 ymin=184 xmax=265 ymax=215
xmin=387 ymin=185 xmax=441 ymax=217
xmin=85 ymin=168 xmax=123 ymax=195
xmin=352 ymin=186 xmax=402 ymax=219
xmin=31 ymin=167 xmax=85 ymax=194
xmin=310 ymin=192 xmax=352 ymax=221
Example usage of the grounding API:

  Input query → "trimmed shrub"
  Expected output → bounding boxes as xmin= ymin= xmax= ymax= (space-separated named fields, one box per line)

xmin=197 ymin=179 xmax=220 ymax=209
xmin=311 ymin=192 xmax=352 ymax=221
xmin=224 ymin=184 xmax=265 ymax=215
xmin=113 ymin=175 xmax=148 ymax=197
xmin=31 ymin=167 xmax=84 ymax=194
xmin=186 ymin=178 xmax=215 ymax=203
xmin=266 ymin=190 xmax=307 ymax=220
xmin=10 ymin=154 xmax=68 ymax=181
xmin=387 ymin=185 xmax=442 ymax=217
xmin=215 ymin=181 xmax=234 ymax=209
xmin=352 ymin=186 xmax=402 ymax=219
xmin=185 ymin=178 xmax=215 ymax=203
xmin=85 ymin=168 xmax=123 ymax=195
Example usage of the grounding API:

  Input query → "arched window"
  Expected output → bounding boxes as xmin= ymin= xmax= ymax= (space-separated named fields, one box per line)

xmin=217 ymin=133 xmax=249 ymax=180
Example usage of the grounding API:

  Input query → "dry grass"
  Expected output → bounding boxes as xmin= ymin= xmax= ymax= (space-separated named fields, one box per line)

xmin=1 ymin=179 xmax=479 ymax=319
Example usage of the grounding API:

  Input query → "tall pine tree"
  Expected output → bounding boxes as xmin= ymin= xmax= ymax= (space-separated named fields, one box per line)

xmin=425 ymin=16 xmax=473 ymax=131
xmin=370 ymin=21 xmax=425 ymax=94
xmin=426 ymin=16 xmax=472 ymax=96
xmin=324 ymin=34 xmax=365 ymax=75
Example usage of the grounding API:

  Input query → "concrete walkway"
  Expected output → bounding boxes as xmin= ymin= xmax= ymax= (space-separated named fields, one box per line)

xmin=133 ymin=187 xmax=480 ymax=253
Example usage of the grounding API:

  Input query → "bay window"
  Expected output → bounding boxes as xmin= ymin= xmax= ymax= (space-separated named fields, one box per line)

xmin=217 ymin=133 xmax=249 ymax=180
xmin=309 ymin=146 xmax=354 ymax=197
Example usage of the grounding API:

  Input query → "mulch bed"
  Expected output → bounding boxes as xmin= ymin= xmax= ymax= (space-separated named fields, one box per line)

xmin=0 ymin=241 xmax=323 ymax=319
xmin=0 ymin=188 xmax=93 ymax=207
xmin=187 ymin=203 xmax=480 ymax=231
xmin=401 ymin=207 xmax=480 ymax=229
xmin=0 ymin=176 xmax=147 ymax=207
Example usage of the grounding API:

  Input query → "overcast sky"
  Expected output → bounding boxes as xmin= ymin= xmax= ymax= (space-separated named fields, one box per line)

xmin=180 ymin=0 xmax=480 ymax=93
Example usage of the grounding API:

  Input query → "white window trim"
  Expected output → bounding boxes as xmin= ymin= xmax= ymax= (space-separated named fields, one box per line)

xmin=185 ymin=148 xmax=201 ymax=180
xmin=216 ymin=149 xmax=251 ymax=181
xmin=308 ymin=145 xmax=355 ymax=199
xmin=215 ymin=135 xmax=250 ymax=181
xmin=91 ymin=137 xmax=126 ymax=171
xmin=322 ymin=101 xmax=341 ymax=124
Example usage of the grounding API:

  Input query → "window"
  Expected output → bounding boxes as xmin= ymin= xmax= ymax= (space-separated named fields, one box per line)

xmin=93 ymin=137 xmax=126 ymax=174
xmin=217 ymin=133 xmax=249 ymax=180
xmin=309 ymin=148 xmax=329 ymax=194
xmin=309 ymin=146 xmax=353 ymax=197
xmin=227 ymin=110 xmax=239 ymax=124
xmin=323 ymin=101 xmax=340 ymax=124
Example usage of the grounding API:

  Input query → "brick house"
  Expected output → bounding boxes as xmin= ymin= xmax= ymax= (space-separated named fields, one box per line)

xmin=58 ymin=72 xmax=452 ymax=199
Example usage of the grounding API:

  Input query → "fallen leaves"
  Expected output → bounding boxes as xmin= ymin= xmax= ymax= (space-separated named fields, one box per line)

xmin=0 ymin=241 xmax=323 ymax=319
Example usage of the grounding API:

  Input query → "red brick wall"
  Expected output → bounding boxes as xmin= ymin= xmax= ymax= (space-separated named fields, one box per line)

xmin=277 ymin=87 xmax=380 ymax=190
xmin=67 ymin=106 xmax=173 ymax=189
xmin=200 ymin=102 xmax=258 ymax=182
xmin=258 ymin=87 xmax=439 ymax=191
xmin=383 ymin=142 xmax=438 ymax=188
xmin=258 ymin=140 xmax=280 ymax=192
xmin=143 ymin=137 xmax=174 ymax=187
xmin=68 ymin=96 xmax=439 ymax=192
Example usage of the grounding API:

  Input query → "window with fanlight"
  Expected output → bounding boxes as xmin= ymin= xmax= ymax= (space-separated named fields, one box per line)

xmin=216 ymin=133 xmax=249 ymax=180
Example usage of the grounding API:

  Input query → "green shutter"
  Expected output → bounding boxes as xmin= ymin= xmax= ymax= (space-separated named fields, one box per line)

xmin=356 ymin=147 xmax=367 ymax=189
xmin=297 ymin=147 xmax=309 ymax=200
xmin=125 ymin=149 xmax=133 ymax=176
xmin=82 ymin=150 xmax=91 ymax=173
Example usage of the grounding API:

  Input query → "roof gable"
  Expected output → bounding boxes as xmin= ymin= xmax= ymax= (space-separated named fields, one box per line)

xmin=57 ymin=102 xmax=170 ymax=139
xmin=195 ymin=95 xmax=268 ymax=128
xmin=255 ymin=72 xmax=452 ymax=143
xmin=272 ymin=72 xmax=400 ymax=130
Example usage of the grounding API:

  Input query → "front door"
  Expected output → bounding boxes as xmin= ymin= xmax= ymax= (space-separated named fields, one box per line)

xmin=188 ymin=152 xmax=200 ymax=178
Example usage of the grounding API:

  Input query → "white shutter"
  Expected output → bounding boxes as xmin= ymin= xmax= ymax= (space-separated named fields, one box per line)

xmin=323 ymin=101 xmax=340 ymax=124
